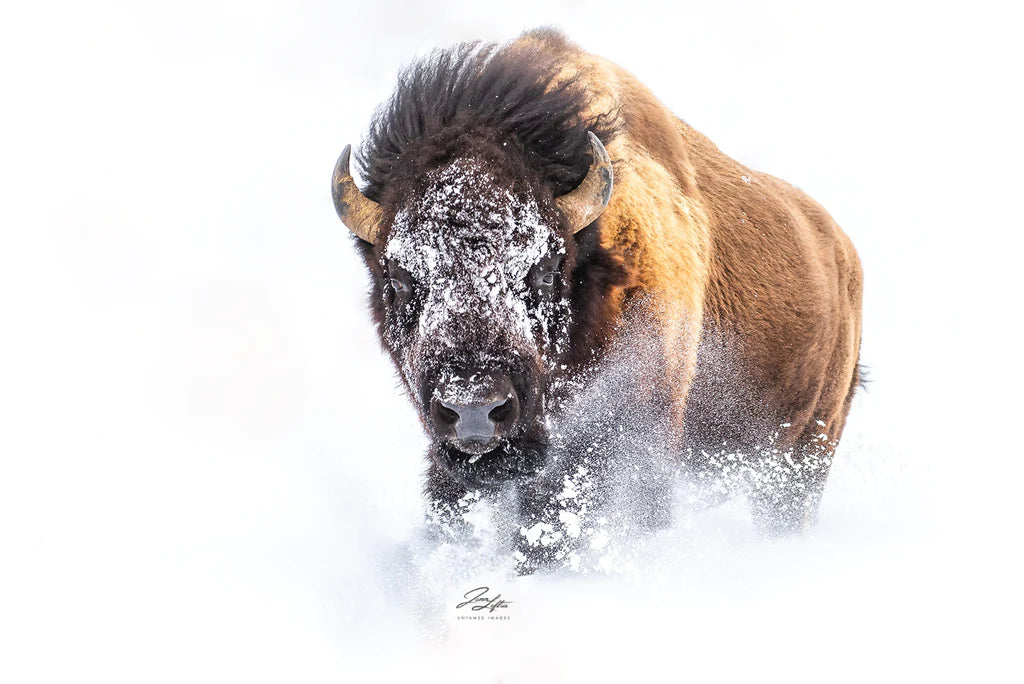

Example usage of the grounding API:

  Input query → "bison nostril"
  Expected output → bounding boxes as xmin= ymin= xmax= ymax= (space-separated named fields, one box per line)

xmin=435 ymin=403 xmax=459 ymax=426
xmin=488 ymin=397 xmax=515 ymax=424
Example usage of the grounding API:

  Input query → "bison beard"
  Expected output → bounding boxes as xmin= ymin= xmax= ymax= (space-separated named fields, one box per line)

xmin=332 ymin=29 xmax=864 ymax=570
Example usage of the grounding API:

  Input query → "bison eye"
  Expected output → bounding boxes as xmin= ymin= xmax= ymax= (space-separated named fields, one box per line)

xmin=530 ymin=254 xmax=565 ymax=295
xmin=385 ymin=264 xmax=414 ymax=304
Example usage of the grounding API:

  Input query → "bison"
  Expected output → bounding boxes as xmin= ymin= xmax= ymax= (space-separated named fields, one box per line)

xmin=332 ymin=29 xmax=863 ymax=561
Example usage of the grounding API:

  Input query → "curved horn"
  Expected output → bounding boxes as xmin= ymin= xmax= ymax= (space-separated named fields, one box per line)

xmin=332 ymin=144 xmax=384 ymax=243
xmin=556 ymin=132 xmax=614 ymax=233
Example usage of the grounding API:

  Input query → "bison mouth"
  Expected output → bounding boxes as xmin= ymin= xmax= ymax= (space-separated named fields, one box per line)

xmin=434 ymin=435 xmax=548 ymax=489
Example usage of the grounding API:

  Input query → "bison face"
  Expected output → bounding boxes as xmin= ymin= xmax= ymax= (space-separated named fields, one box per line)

xmin=379 ymin=159 xmax=573 ymax=488
xmin=334 ymin=132 xmax=613 ymax=489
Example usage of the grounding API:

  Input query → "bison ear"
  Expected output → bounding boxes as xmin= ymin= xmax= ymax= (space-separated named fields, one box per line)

xmin=332 ymin=145 xmax=385 ymax=244
xmin=556 ymin=132 xmax=613 ymax=234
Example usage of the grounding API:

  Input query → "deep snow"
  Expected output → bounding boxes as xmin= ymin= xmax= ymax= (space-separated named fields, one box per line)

xmin=1 ymin=1 xmax=1022 ymax=682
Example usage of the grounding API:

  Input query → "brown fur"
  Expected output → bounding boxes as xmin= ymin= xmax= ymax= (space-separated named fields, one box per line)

xmin=347 ymin=29 xmax=863 ymax=534
xmin=515 ymin=29 xmax=863 ymax=529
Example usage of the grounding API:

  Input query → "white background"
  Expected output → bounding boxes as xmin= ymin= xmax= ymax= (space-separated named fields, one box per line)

xmin=1 ymin=1 xmax=1022 ymax=681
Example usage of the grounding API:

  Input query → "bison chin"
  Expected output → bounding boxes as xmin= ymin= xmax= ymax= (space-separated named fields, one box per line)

xmin=432 ymin=434 xmax=549 ymax=489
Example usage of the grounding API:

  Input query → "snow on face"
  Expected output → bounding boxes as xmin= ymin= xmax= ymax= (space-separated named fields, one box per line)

xmin=383 ymin=158 xmax=569 ymax=385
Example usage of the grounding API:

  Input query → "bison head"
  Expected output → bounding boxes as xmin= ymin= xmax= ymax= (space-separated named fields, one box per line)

xmin=332 ymin=133 xmax=613 ymax=489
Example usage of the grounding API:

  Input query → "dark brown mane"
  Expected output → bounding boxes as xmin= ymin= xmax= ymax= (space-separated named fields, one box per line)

xmin=357 ymin=35 xmax=619 ymax=203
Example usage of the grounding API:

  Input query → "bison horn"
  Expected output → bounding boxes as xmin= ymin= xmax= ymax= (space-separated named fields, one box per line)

xmin=332 ymin=144 xmax=384 ymax=244
xmin=556 ymin=132 xmax=614 ymax=233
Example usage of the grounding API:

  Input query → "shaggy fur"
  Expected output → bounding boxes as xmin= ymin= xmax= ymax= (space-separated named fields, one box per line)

xmin=358 ymin=40 xmax=620 ymax=202
xmin=343 ymin=28 xmax=863 ymax=535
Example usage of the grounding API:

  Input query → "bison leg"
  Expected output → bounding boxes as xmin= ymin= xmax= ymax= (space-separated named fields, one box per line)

xmin=746 ymin=426 xmax=837 ymax=536
xmin=748 ymin=355 xmax=861 ymax=535
xmin=423 ymin=461 xmax=477 ymax=542
xmin=747 ymin=456 xmax=829 ymax=536
xmin=509 ymin=484 xmax=567 ymax=575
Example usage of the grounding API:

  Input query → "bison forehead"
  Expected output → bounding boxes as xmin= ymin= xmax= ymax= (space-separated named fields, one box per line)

xmin=384 ymin=159 xmax=565 ymax=339
xmin=385 ymin=159 xmax=557 ymax=282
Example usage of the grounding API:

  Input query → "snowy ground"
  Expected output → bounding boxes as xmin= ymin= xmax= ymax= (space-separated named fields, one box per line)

xmin=1 ymin=1 xmax=1022 ymax=681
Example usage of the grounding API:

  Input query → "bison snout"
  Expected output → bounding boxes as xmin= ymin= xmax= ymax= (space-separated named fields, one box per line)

xmin=429 ymin=373 xmax=520 ymax=454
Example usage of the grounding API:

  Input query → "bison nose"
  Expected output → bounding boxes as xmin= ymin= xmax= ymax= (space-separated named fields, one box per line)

xmin=429 ymin=374 xmax=520 ymax=454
